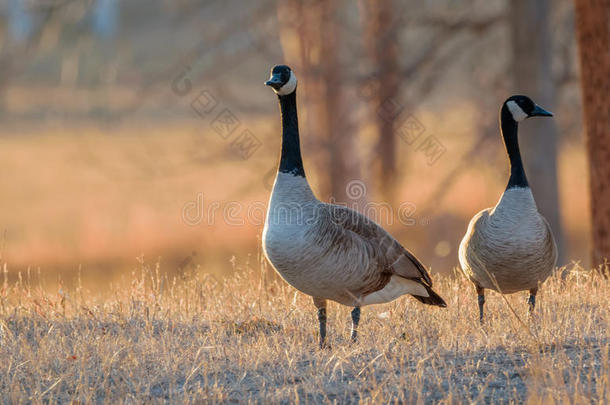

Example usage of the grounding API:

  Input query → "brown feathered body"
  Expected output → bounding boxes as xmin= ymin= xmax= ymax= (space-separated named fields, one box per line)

xmin=263 ymin=173 xmax=445 ymax=307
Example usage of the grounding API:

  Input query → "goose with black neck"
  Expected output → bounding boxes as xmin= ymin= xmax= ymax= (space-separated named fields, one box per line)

xmin=459 ymin=95 xmax=558 ymax=323
xmin=262 ymin=65 xmax=446 ymax=348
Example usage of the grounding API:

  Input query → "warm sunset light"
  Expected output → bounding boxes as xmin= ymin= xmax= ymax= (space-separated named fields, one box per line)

xmin=0 ymin=0 xmax=608 ymax=402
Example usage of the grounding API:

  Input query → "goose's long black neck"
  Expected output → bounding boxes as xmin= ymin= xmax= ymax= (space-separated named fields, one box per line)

xmin=500 ymin=106 xmax=528 ymax=189
xmin=278 ymin=92 xmax=305 ymax=177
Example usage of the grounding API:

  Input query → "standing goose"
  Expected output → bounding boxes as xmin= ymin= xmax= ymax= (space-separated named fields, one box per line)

xmin=458 ymin=95 xmax=558 ymax=323
xmin=262 ymin=65 xmax=446 ymax=347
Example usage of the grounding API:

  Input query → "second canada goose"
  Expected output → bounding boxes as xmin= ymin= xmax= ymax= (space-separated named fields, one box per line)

xmin=459 ymin=95 xmax=558 ymax=323
xmin=262 ymin=65 xmax=446 ymax=347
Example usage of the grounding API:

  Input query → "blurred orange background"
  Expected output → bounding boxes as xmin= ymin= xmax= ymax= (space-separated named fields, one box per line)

xmin=0 ymin=0 xmax=591 ymax=291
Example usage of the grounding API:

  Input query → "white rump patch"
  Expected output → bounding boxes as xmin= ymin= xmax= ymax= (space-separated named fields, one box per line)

xmin=276 ymin=71 xmax=297 ymax=96
xmin=506 ymin=100 xmax=528 ymax=122
xmin=360 ymin=276 xmax=428 ymax=306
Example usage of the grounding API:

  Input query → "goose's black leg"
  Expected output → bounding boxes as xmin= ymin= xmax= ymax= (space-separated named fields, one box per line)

xmin=317 ymin=307 xmax=327 ymax=346
xmin=313 ymin=297 xmax=328 ymax=348
xmin=528 ymin=287 xmax=538 ymax=314
xmin=476 ymin=285 xmax=485 ymax=324
xmin=350 ymin=307 xmax=361 ymax=342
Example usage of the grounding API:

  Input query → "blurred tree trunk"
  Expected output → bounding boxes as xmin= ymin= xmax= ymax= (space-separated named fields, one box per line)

xmin=574 ymin=0 xmax=610 ymax=272
xmin=277 ymin=0 xmax=358 ymax=203
xmin=510 ymin=0 xmax=566 ymax=265
xmin=362 ymin=0 xmax=400 ymax=203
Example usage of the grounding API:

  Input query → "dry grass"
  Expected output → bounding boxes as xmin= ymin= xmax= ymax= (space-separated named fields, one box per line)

xmin=0 ymin=258 xmax=608 ymax=404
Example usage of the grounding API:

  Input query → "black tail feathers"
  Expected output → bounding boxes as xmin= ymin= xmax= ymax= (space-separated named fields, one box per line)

xmin=413 ymin=284 xmax=447 ymax=307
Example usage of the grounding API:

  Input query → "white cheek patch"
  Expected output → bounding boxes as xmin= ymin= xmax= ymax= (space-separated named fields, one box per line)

xmin=276 ymin=71 xmax=297 ymax=96
xmin=506 ymin=100 xmax=528 ymax=122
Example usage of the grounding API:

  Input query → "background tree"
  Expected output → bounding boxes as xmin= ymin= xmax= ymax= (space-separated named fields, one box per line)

xmin=277 ymin=0 xmax=359 ymax=203
xmin=362 ymin=0 xmax=401 ymax=203
xmin=574 ymin=0 xmax=610 ymax=271
xmin=510 ymin=0 xmax=565 ymax=264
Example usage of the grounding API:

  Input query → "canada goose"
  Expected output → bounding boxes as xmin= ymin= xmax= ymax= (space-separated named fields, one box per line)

xmin=262 ymin=65 xmax=446 ymax=347
xmin=458 ymin=95 xmax=558 ymax=323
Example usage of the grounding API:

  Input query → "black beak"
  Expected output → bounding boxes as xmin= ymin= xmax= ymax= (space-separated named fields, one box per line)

xmin=265 ymin=73 xmax=283 ymax=91
xmin=530 ymin=104 xmax=554 ymax=117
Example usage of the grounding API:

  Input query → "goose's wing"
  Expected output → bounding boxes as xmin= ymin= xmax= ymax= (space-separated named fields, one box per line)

xmin=540 ymin=215 xmax=559 ymax=267
xmin=458 ymin=208 xmax=491 ymax=274
xmin=322 ymin=203 xmax=433 ymax=286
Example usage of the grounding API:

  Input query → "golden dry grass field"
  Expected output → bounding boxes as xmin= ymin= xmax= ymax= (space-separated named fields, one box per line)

xmin=0 ymin=258 xmax=607 ymax=403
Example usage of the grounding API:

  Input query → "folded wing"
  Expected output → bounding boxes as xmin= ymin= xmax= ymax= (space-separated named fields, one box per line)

xmin=323 ymin=204 xmax=433 ymax=286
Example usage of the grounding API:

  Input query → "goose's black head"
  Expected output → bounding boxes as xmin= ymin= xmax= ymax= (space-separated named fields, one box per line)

xmin=503 ymin=95 xmax=553 ymax=123
xmin=265 ymin=65 xmax=297 ymax=96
